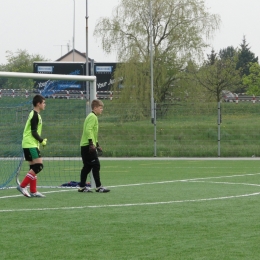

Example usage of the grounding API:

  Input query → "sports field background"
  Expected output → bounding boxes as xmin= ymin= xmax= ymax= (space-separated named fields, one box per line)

xmin=1 ymin=159 xmax=260 ymax=259
xmin=1 ymin=95 xmax=260 ymax=158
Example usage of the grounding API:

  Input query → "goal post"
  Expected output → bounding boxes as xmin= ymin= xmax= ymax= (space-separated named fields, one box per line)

xmin=0 ymin=71 xmax=97 ymax=102
xmin=0 ymin=71 xmax=97 ymax=189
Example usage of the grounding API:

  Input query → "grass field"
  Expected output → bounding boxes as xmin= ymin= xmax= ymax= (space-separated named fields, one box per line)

xmin=1 ymin=159 xmax=260 ymax=259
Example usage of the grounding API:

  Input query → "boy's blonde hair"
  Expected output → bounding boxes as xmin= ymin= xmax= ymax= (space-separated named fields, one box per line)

xmin=91 ymin=99 xmax=104 ymax=110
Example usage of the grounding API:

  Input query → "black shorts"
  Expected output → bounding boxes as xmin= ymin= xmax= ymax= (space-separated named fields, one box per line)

xmin=23 ymin=148 xmax=41 ymax=161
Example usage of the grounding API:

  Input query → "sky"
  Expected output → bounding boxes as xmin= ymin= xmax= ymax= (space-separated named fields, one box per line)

xmin=1 ymin=0 xmax=260 ymax=65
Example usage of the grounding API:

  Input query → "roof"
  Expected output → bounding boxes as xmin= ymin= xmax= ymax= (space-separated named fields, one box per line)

xmin=56 ymin=49 xmax=93 ymax=62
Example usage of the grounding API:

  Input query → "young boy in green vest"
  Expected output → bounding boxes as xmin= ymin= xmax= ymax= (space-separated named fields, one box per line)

xmin=17 ymin=94 xmax=47 ymax=198
xmin=78 ymin=99 xmax=110 ymax=193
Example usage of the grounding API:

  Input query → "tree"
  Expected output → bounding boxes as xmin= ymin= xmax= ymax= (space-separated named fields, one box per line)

xmin=1 ymin=49 xmax=48 ymax=89
xmin=0 ymin=64 xmax=8 ymax=88
xmin=189 ymin=53 xmax=240 ymax=102
xmin=242 ymin=62 xmax=260 ymax=95
xmin=94 ymin=0 xmax=220 ymax=109
xmin=236 ymin=36 xmax=258 ymax=76
xmin=219 ymin=46 xmax=237 ymax=60
xmin=206 ymin=49 xmax=218 ymax=65
xmin=177 ymin=60 xmax=214 ymax=102
xmin=236 ymin=36 xmax=258 ymax=93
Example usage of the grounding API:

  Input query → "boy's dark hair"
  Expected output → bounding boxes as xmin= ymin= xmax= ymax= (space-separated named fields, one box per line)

xmin=33 ymin=95 xmax=45 ymax=107
xmin=91 ymin=99 xmax=104 ymax=110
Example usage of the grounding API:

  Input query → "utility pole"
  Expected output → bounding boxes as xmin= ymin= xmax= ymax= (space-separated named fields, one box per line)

xmin=85 ymin=0 xmax=91 ymax=115
xmin=54 ymin=45 xmax=68 ymax=57
xmin=85 ymin=0 xmax=89 ymax=78
xmin=73 ymin=0 xmax=75 ymax=61
xmin=149 ymin=0 xmax=154 ymax=124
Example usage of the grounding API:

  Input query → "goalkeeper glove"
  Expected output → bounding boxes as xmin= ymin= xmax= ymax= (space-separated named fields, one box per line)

xmin=41 ymin=138 xmax=47 ymax=147
xmin=88 ymin=139 xmax=96 ymax=154
xmin=96 ymin=142 xmax=103 ymax=156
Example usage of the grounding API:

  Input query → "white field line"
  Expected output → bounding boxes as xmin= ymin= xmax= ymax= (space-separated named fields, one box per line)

xmin=2 ymin=157 xmax=259 ymax=161
xmin=1 ymin=172 xmax=260 ymax=212
xmin=4 ymin=172 xmax=260 ymax=192
xmin=1 ymin=192 xmax=260 ymax=212
xmin=189 ymin=180 xmax=260 ymax=187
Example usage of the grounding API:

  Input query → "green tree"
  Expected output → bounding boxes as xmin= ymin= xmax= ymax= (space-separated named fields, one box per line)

xmin=236 ymin=36 xmax=258 ymax=93
xmin=189 ymin=54 xmax=240 ymax=102
xmin=219 ymin=46 xmax=237 ymax=60
xmin=94 ymin=0 xmax=220 ymax=109
xmin=206 ymin=49 xmax=218 ymax=65
xmin=178 ymin=60 xmax=214 ymax=102
xmin=1 ymin=49 xmax=47 ymax=89
xmin=0 ymin=64 xmax=8 ymax=88
xmin=236 ymin=36 xmax=258 ymax=76
xmin=242 ymin=62 xmax=260 ymax=95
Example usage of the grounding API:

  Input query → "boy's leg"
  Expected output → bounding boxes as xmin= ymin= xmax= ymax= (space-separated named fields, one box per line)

xmin=20 ymin=166 xmax=34 ymax=188
xmin=27 ymin=160 xmax=45 ymax=197
xmin=78 ymin=146 xmax=92 ymax=191
xmin=92 ymin=158 xmax=110 ymax=193
xmin=17 ymin=148 xmax=45 ymax=198
xmin=91 ymin=158 xmax=102 ymax=188
xmin=17 ymin=149 xmax=34 ymax=197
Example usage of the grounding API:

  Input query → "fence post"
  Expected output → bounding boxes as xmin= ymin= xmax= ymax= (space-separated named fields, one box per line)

xmin=235 ymin=94 xmax=238 ymax=104
xmin=110 ymin=91 xmax=113 ymax=101
xmin=12 ymin=89 xmax=15 ymax=98
xmin=252 ymin=95 xmax=256 ymax=104
xmin=217 ymin=101 xmax=221 ymax=157
xmin=25 ymin=89 xmax=28 ymax=98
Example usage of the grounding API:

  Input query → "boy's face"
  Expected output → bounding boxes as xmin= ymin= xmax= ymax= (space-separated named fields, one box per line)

xmin=93 ymin=105 xmax=103 ymax=116
xmin=38 ymin=100 xmax=46 ymax=111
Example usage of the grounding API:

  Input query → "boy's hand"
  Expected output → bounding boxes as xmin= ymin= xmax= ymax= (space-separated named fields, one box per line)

xmin=97 ymin=146 xmax=103 ymax=156
xmin=89 ymin=144 xmax=96 ymax=153
xmin=41 ymin=138 xmax=47 ymax=147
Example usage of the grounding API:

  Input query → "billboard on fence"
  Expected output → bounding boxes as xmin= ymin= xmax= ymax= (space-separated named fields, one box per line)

xmin=33 ymin=62 xmax=121 ymax=97
xmin=94 ymin=62 xmax=122 ymax=91
xmin=33 ymin=62 xmax=86 ymax=97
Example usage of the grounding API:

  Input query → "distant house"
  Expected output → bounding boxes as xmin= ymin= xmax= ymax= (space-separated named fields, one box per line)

xmin=56 ymin=49 xmax=92 ymax=62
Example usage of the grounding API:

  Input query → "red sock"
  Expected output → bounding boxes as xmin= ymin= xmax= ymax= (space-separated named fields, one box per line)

xmin=30 ymin=175 xmax=37 ymax=193
xmin=20 ymin=173 xmax=34 ymax=188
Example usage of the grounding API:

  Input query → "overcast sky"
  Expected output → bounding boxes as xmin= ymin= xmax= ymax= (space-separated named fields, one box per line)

xmin=1 ymin=0 xmax=260 ymax=65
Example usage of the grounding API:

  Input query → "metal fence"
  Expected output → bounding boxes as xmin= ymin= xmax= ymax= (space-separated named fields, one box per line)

xmin=0 ymin=89 xmax=117 ymax=100
xmin=1 ymin=91 xmax=260 ymax=157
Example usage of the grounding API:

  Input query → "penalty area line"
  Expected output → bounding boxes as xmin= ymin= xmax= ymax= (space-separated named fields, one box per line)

xmin=2 ymin=171 xmax=260 ymax=199
xmin=1 ymin=192 xmax=260 ymax=213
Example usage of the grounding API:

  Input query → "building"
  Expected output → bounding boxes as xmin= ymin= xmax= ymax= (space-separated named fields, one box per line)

xmin=33 ymin=49 xmax=121 ymax=96
xmin=56 ymin=49 xmax=91 ymax=63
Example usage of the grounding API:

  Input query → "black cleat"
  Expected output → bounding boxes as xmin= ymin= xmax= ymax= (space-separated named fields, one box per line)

xmin=96 ymin=187 xmax=110 ymax=193
xmin=78 ymin=187 xmax=93 ymax=193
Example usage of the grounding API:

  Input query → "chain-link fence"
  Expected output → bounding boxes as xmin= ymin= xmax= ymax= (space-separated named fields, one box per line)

xmin=1 ymin=91 xmax=260 ymax=188
xmin=1 ymin=91 xmax=260 ymax=158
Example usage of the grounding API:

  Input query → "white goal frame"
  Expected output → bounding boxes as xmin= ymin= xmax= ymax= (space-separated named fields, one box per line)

xmin=0 ymin=71 xmax=97 ymax=189
xmin=0 ymin=71 xmax=97 ymax=104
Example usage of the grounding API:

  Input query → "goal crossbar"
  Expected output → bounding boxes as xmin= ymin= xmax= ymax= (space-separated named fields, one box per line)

xmin=0 ymin=71 xmax=97 ymax=102
xmin=0 ymin=71 xmax=96 ymax=82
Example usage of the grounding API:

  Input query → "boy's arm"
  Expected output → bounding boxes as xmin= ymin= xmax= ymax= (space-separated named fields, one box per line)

xmin=30 ymin=113 xmax=43 ymax=143
xmin=84 ymin=115 xmax=96 ymax=144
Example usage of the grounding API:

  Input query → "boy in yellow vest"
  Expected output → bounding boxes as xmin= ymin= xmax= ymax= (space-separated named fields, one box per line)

xmin=78 ymin=99 xmax=110 ymax=193
xmin=17 ymin=95 xmax=47 ymax=198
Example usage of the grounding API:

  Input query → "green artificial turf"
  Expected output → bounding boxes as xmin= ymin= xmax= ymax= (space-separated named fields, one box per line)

xmin=1 ymin=159 xmax=260 ymax=259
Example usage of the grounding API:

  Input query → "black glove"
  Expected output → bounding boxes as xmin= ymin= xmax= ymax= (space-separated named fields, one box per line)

xmin=88 ymin=139 xmax=96 ymax=154
xmin=96 ymin=143 xmax=103 ymax=156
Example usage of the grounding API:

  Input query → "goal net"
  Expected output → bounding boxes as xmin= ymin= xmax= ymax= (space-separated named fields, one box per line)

xmin=0 ymin=72 xmax=96 ymax=189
